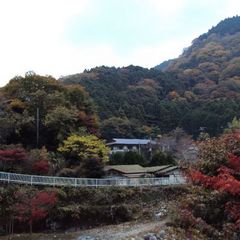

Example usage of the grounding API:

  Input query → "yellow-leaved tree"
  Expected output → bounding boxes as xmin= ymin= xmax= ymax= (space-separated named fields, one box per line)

xmin=58 ymin=134 xmax=110 ymax=177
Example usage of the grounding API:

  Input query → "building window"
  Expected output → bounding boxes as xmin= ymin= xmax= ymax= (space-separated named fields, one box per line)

xmin=132 ymin=146 xmax=137 ymax=151
xmin=123 ymin=146 xmax=128 ymax=151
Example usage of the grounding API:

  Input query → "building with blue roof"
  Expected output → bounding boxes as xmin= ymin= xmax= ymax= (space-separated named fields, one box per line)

xmin=107 ymin=138 xmax=156 ymax=154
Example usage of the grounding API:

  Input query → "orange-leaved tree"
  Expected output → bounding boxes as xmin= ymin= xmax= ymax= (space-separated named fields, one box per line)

xmin=188 ymin=132 xmax=240 ymax=235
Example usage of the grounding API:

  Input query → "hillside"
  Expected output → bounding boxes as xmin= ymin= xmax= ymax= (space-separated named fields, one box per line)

xmin=61 ymin=16 xmax=240 ymax=139
xmin=60 ymin=66 xmax=190 ymax=138
xmin=0 ymin=72 xmax=99 ymax=150
xmin=166 ymin=16 xmax=240 ymax=98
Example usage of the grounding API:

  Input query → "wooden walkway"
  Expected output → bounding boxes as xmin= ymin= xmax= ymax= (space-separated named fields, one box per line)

xmin=0 ymin=171 xmax=186 ymax=187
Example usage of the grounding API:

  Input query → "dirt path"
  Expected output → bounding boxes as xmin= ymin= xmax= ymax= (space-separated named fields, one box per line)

xmin=74 ymin=220 xmax=166 ymax=240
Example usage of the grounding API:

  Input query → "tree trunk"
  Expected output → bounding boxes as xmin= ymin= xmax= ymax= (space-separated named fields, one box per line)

xmin=11 ymin=218 xmax=14 ymax=236
xmin=29 ymin=221 xmax=32 ymax=236
xmin=7 ymin=219 xmax=11 ymax=239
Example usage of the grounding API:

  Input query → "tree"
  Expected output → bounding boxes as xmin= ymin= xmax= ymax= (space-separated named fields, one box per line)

xmin=124 ymin=151 xmax=146 ymax=165
xmin=58 ymin=134 xmax=110 ymax=165
xmin=13 ymin=190 xmax=57 ymax=234
xmin=100 ymin=117 xmax=136 ymax=140
xmin=0 ymin=73 xmax=98 ymax=150
xmin=44 ymin=106 xmax=78 ymax=143
xmin=179 ymin=132 xmax=240 ymax=238
xmin=75 ymin=158 xmax=105 ymax=178
xmin=109 ymin=151 xmax=146 ymax=165
xmin=224 ymin=116 xmax=240 ymax=133
xmin=0 ymin=147 xmax=28 ymax=172
xmin=109 ymin=152 xmax=125 ymax=165
xmin=149 ymin=151 xmax=176 ymax=166
xmin=32 ymin=160 xmax=49 ymax=174
xmin=189 ymin=154 xmax=240 ymax=232
xmin=27 ymin=147 xmax=51 ymax=175
xmin=0 ymin=185 xmax=19 ymax=236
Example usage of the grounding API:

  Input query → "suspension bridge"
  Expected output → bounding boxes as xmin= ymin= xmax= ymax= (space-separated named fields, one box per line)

xmin=0 ymin=171 xmax=186 ymax=187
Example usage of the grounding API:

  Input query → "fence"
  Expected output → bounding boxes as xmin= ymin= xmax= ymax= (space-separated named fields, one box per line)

xmin=0 ymin=171 xmax=186 ymax=187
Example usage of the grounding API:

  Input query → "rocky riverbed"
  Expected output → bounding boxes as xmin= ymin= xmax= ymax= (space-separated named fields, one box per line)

xmin=75 ymin=220 xmax=166 ymax=240
xmin=0 ymin=220 xmax=170 ymax=240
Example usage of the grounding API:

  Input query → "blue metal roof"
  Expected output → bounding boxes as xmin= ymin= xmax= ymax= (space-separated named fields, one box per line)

xmin=110 ymin=138 xmax=151 ymax=145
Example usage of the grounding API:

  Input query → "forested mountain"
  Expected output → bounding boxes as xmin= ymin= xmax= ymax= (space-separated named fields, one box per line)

xmin=61 ymin=16 xmax=240 ymax=139
xmin=166 ymin=16 xmax=240 ymax=98
xmin=61 ymin=66 xmax=189 ymax=139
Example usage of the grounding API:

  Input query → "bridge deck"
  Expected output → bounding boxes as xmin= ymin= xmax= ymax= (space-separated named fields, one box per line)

xmin=0 ymin=171 xmax=186 ymax=187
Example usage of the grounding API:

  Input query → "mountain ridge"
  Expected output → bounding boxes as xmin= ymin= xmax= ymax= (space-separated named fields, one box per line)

xmin=61 ymin=16 xmax=240 ymax=139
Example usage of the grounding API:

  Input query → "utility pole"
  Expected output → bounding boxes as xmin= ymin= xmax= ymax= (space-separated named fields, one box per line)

xmin=36 ymin=107 xmax=39 ymax=148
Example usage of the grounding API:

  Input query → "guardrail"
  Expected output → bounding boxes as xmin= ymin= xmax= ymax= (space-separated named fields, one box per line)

xmin=0 ymin=171 xmax=186 ymax=187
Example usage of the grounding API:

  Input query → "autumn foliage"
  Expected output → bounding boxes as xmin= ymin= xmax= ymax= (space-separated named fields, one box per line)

xmin=186 ymin=132 xmax=240 ymax=236
xmin=0 ymin=148 xmax=28 ymax=172
xmin=190 ymin=155 xmax=240 ymax=195
xmin=13 ymin=190 xmax=57 ymax=233
xmin=32 ymin=160 xmax=50 ymax=174
xmin=0 ymin=148 xmax=28 ymax=162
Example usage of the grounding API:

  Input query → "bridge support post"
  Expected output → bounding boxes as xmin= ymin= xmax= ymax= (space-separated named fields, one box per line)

xmin=74 ymin=178 xmax=77 ymax=187
xmin=95 ymin=179 xmax=97 ymax=188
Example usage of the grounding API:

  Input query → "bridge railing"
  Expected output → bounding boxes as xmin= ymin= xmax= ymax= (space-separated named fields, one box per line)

xmin=0 ymin=171 xmax=186 ymax=187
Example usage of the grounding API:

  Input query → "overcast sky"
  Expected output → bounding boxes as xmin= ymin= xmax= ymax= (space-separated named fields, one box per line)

xmin=0 ymin=0 xmax=239 ymax=86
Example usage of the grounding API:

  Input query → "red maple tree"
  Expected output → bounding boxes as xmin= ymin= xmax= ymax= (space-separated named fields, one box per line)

xmin=13 ymin=190 xmax=57 ymax=233
xmin=32 ymin=159 xmax=50 ymax=174
xmin=190 ymin=151 xmax=240 ymax=230
xmin=0 ymin=148 xmax=28 ymax=162
xmin=0 ymin=148 xmax=28 ymax=171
